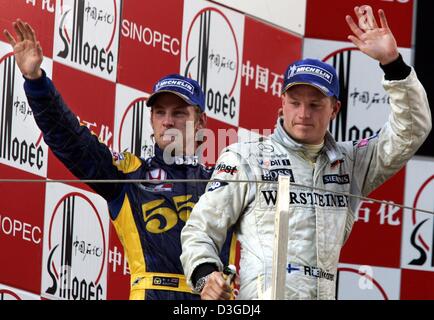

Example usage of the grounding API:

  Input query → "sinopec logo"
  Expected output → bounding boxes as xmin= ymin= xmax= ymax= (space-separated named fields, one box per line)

xmin=407 ymin=176 xmax=434 ymax=269
xmin=42 ymin=188 xmax=108 ymax=300
xmin=323 ymin=48 xmax=375 ymax=142
xmin=55 ymin=0 xmax=120 ymax=81
xmin=0 ymin=289 xmax=21 ymax=300
xmin=337 ymin=266 xmax=394 ymax=300
xmin=181 ymin=0 xmax=244 ymax=127
xmin=320 ymin=46 xmax=395 ymax=143
xmin=117 ymin=97 xmax=153 ymax=159
xmin=0 ymin=52 xmax=47 ymax=176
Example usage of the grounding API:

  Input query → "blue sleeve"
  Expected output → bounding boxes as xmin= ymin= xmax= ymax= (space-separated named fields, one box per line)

xmin=24 ymin=70 xmax=127 ymax=201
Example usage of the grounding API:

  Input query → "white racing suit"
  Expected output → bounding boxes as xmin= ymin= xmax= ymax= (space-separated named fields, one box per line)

xmin=181 ymin=68 xmax=432 ymax=299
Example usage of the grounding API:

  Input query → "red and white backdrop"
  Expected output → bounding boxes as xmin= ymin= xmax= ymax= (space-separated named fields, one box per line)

xmin=0 ymin=0 xmax=432 ymax=300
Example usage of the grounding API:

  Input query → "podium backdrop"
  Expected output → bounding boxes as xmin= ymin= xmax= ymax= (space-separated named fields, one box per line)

xmin=0 ymin=0 xmax=433 ymax=300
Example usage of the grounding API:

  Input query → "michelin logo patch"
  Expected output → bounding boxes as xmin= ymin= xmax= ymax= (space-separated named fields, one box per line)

xmin=323 ymin=174 xmax=350 ymax=185
xmin=208 ymin=181 xmax=229 ymax=192
xmin=288 ymin=64 xmax=333 ymax=84
xmin=155 ymin=78 xmax=194 ymax=94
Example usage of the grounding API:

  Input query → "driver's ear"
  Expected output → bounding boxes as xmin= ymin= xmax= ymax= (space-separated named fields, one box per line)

xmin=330 ymin=99 xmax=341 ymax=120
xmin=197 ymin=111 xmax=207 ymax=130
xmin=150 ymin=107 xmax=155 ymax=130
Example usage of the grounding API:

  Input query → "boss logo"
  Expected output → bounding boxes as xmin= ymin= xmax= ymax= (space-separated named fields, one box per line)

xmin=262 ymin=169 xmax=295 ymax=182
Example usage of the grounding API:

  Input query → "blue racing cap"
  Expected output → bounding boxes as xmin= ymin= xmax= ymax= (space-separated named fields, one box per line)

xmin=146 ymin=74 xmax=206 ymax=112
xmin=282 ymin=59 xmax=340 ymax=98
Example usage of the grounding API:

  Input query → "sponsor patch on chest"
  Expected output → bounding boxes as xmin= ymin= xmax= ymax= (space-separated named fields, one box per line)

xmin=141 ymin=183 xmax=174 ymax=192
xmin=207 ymin=181 xmax=229 ymax=192
xmin=262 ymin=169 xmax=295 ymax=182
xmin=323 ymin=174 xmax=350 ymax=185
xmin=153 ymin=276 xmax=180 ymax=288
xmin=215 ymin=163 xmax=238 ymax=175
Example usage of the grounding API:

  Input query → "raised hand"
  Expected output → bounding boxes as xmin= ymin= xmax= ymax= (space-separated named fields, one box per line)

xmin=3 ymin=19 xmax=43 ymax=79
xmin=346 ymin=5 xmax=399 ymax=65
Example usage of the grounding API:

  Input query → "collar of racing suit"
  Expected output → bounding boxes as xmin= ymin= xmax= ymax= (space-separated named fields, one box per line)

xmin=271 ymin=117 xmax=345 ymax=164
xmin=152 ymin=144 xmax=200 ymax=167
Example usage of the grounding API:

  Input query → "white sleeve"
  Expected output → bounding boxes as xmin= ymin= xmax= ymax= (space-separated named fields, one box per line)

xmin=180 ymin=148 xmax=252 ymax=287
xmin=352 ymin=68 xmax=432 ymax=196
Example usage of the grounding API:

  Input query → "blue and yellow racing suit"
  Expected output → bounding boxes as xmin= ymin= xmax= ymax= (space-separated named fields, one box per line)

xmin=24 ymin=70 xmax=236 ymax=300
